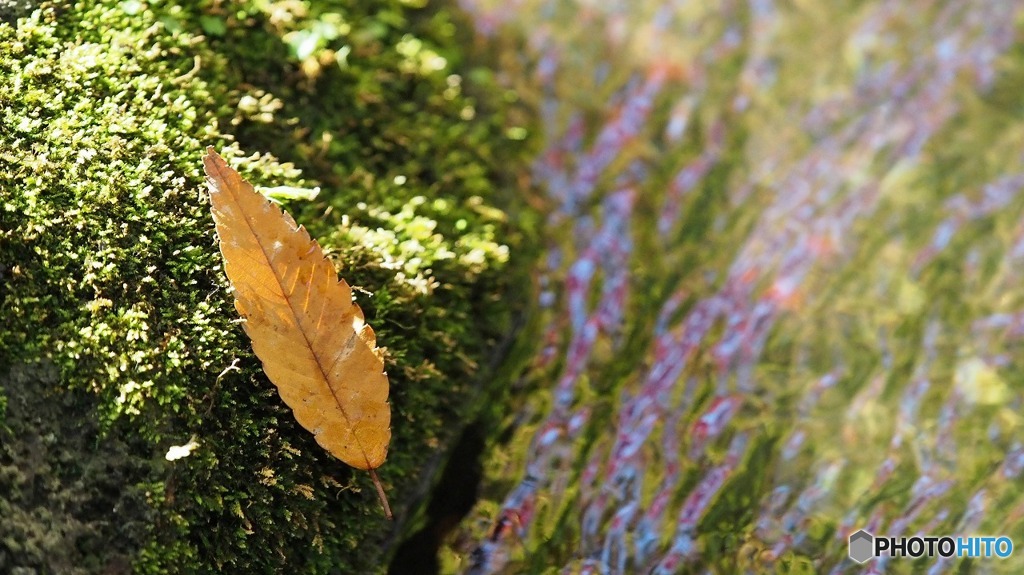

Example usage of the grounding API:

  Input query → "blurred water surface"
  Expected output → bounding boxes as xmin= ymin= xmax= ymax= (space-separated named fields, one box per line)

xmin=446 ymin=1 xmax=1024 ymax=573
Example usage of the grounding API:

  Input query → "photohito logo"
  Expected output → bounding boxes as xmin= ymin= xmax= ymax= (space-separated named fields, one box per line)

xmin=848 ymin=530 xmax=1013 ymax=563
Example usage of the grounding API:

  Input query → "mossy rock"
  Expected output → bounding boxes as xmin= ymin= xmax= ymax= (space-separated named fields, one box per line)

xmin=0 ymin=1 xmax=528 ymax=573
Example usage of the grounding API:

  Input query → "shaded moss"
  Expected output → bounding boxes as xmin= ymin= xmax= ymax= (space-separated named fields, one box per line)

xmin=0 ymin=361 xmax=154 ymax=575
xmin=0 ymin=0 xmax=528 ymax=573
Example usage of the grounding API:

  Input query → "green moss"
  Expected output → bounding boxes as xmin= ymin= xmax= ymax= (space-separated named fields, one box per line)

xmin=0 ymin=1 xmax=527 ymax=573
xmin=0 ymin=361 xmax=156 ymax=575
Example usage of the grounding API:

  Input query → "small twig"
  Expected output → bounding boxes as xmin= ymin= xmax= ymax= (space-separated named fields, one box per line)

xmin=172 ymin=55 xmax=202 ymax=85
xmin=203 ymin=357 xmax=241 ymax=416
xmin=368 ymin=468 xmax=393 ymax=520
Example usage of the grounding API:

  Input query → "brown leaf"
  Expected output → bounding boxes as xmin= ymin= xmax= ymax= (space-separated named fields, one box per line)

xmin=203 ymin=147 xmax=392 ymax=518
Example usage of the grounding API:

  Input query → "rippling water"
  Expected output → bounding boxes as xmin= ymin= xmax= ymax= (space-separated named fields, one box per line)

xmin=446 ymin=1 xmax=1024 ymax=573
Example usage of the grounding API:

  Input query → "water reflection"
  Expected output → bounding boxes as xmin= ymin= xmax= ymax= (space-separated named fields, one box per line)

xmin=453 ymin=1 xmax=1024 ymax=573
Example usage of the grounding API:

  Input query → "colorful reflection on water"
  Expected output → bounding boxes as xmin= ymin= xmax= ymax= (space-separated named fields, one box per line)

xmin=449 ymin=1 xmax=1024 ymax=573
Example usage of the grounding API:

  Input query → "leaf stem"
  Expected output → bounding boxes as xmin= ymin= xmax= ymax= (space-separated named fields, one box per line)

xmin=369 ymin=468 xmax=393 ymax=520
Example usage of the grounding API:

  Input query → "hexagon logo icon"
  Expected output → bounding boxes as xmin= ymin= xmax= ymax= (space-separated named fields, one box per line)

xmin=849 ymin=529 xmax=874 ymax=564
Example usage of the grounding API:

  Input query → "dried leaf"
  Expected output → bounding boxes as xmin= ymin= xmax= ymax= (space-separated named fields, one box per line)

xmin=203 ymin=147 xmax=392 ymax=518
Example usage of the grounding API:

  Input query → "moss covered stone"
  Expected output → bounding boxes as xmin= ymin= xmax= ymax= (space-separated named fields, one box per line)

xmin=0 ymin=1 xmax=527 ymax=573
